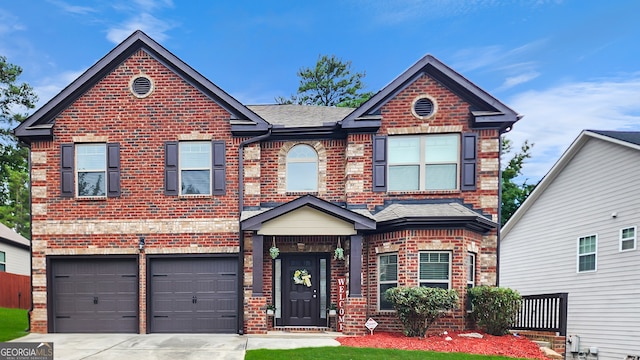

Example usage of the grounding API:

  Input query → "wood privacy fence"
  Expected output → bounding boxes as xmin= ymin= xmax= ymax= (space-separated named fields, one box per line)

xmin=511 ymin=293 xmax=568 ymax=336
xmin=0 ymin=272 xmax=31 ymax=309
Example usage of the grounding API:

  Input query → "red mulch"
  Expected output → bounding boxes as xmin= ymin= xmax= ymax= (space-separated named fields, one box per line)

xmin=337 ymin=331 xmax=547 ymax=359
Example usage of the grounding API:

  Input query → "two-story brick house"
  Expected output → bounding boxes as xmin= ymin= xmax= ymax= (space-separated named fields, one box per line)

xmin=14 ymin=31 xmax=519 ymax=335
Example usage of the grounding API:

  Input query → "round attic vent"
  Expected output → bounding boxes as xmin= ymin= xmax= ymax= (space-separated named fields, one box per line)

xmin=130 ymin=75 xmax=153 ymax=98
xmin=412 ymin=95 xmax=437 ymax=119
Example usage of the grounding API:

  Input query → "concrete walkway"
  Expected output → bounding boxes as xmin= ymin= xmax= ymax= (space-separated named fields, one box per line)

xmin=11 ymin=332 xmax=342 ymax=360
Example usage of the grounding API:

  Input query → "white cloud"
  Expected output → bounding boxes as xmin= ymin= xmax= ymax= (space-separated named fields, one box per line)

xmin=496 ymin=71 xmax=540 ymax=91
xmin=46 ymin=0 xmax=97 ymax=15
xmin=32 ymin=69 xmax=87 ymax=110
xmin=0 ymin=9 xmax=25 ymax=36
xmin=505 ymin=75 xmax=640 ymax=182
xmin=106 ymin=13 xmax=175 ymax=44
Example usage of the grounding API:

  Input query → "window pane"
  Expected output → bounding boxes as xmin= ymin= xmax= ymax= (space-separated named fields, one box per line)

xmin=76 ymin=144 xmax=106 ymax=171
xmin=467 ymin=254 xmax=475 ymax=283
xmin=425 ymin=164 xmax=457 ymax=190
xmin=180 ymin=142 xmax=211 ymax=169
xmin=78 ymin=172 xmax=106 ymax=196
xmin=419 ymin=283 xmax=449 ymax=289
xmin=287 ymin=162 xmax=318 ymax=191
xmin=388 ymin=165 xmax=419 ymax=191
xmin=181 ymin=170 xmax=210 ymax=195
xmin=379 ymin=283 xmax=397 ymax=310
xmin=579 ymin=236 xmax=596 ymax=254
xmin=579 ymin=254 xmax=595 ymax=272
xmin=388 ymin=137 xmax=420 ymax=163
xmin=621 ymin=239 xmax=634 ymax=251
xmin=0 ymin=264 xmax=5 ymax=272
xmin=379 ymin=255 xmax=398 ymax=282
xmin=425 ymin=134 xmax=459 ymax=162
xmin=622 ymin=228 xmax=635 ymax=239
xmin=288 ymin=145 xmax=316 ymax=159
xmin=0 ymin=251 xmax=5 ymax=262
xmin=419 ymin=252 xmax=449 ymax=280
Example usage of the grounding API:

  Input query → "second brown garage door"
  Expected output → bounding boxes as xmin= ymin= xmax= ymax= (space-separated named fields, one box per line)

xmin=149 ymin=257 xmax=238 ymax=333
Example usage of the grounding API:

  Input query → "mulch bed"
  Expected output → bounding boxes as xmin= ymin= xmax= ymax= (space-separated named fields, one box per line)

xmin=336 ymin=331 xmax=547 ymax=359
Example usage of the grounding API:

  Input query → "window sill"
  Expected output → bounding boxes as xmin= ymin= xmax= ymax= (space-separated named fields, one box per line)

xmin=178 ymin=194 xmax=212 ymax=199
xmin=76 ymin=196 xmax=107 ymax=201
xmin=286 ymin=191 xmax=318 ymax=196
xmin=387 ymin=189 xmax=460 ymax=195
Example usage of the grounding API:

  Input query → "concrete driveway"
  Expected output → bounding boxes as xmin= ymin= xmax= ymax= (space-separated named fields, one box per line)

xmin=12 ymin=332 xmax=341 ymax=360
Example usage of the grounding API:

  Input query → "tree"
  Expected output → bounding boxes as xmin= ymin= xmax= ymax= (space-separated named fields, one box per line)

xmin=501 ymin=137 xmax=536 ymax=226
xmin=0 ymin=55 xmax=37 ymax=238
xmin=275 ymin=54 xmax=373 ymax=107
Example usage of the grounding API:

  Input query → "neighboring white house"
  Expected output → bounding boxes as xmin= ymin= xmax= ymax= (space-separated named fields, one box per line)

xmin=0 ymin=222 xmax=30 ymax=276
xmin=501 ymin=130 xmax=640 ymax=360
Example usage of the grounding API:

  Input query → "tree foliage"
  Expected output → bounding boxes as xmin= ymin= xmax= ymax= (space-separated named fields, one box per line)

xmin=384 ymin=286 xmax=459 ymax=338
xmin=469 ymin=286 xmax=522 ymax=335
xmin=275 ymin=54 xmax=373 ymax=107
xmin=501 ymin=137 xmax=536 ymax=226
xmin=0 ymin=55 xmax=37 ymax=238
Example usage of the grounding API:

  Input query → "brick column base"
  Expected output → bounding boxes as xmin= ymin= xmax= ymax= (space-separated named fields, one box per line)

xmin=244 ymin=296 xmax=268 ymax=334
xmin=342 ymin=297 xmax=367 ymax=336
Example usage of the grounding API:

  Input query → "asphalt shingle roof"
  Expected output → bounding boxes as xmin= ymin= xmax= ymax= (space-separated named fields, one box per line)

xmin=0 ymin=222 xmax=30 ymax=247
xmin=589 ymin=130 xmax=640 ymax=146
xmin=247 ymin=104 xmax=354 ymax=127
xmin=374 ymin=203 xmax=486 ymax=222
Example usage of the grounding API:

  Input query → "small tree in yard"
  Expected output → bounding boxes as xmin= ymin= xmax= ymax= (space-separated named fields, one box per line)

xmin=384 ymin=286 xmax=458 ymax=338
xmin=469 ymin=286 xmax=522 ymax=335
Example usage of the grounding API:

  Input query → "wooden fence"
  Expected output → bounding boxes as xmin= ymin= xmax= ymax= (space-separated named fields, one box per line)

xmin=0 ymin=272 xmax=31 ymax=309
xmin=511 ymin=292 xmax=568 ymax=336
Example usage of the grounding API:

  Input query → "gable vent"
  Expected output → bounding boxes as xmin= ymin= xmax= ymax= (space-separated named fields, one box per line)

xmin=411 ymin=95 xmax=437 ymax=119
xmin=130 ymin=75 xmax=153 ymax=98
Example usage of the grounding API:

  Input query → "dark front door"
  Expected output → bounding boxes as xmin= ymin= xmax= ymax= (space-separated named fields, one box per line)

xmin=281 ymin=254 xmax=326 ymax=326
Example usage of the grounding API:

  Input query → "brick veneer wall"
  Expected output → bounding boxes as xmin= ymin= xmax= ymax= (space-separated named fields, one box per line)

xmin=28 ymin=50 xmax=243 ymax=333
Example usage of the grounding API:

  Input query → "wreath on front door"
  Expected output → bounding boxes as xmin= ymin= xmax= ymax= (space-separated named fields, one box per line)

xmin=293 ymin=269 xmax=312 ymax=287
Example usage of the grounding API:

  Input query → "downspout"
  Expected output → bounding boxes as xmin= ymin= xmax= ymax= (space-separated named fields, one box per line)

xmin=237 ymin=127 xmax=272 ymax=335
xmin=21 ymin=140 xmax=33 ymax=332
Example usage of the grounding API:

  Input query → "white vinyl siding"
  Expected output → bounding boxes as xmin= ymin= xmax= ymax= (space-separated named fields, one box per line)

xmin=500 ymin=137 xmax=640 ymax=359
xmin=378 ymin=253 xmax=397 ymax=311
xmin=620 ymin=226 xmax=636 ymax=251
xmin=577 ymin=235 xmax=597 ymax=272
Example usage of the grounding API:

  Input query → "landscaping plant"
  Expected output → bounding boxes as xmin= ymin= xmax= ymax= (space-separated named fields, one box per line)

xmin=385 ymin=286 xmax=458 ymax=338
xmin=469 ymin=286 xmax=522 ymax=335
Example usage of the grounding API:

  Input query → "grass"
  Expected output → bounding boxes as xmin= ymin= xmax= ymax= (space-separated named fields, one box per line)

xmin=246 ymin=346 xmax=529 ymax=360
xmin=0 ymin=307 xmax=29 ymax=342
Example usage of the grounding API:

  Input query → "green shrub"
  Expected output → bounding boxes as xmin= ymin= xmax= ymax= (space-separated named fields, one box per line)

xmin=384 ymin=286 xmax=458 ymax=338
xmin=469 ymin=286 xmax=522 ymax=335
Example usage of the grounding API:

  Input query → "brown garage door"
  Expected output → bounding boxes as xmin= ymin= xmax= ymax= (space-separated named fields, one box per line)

xmin=51 ymin=258 xmax=138 ymax=333
xmin=149 ymin=257 xmax=238 ymax=333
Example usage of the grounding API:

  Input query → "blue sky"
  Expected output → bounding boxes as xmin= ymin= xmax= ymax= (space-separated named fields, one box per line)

xmin=2 ymin=0 xmax=640 ymax=182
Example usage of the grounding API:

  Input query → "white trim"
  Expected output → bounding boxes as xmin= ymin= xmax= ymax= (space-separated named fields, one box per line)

xmin=179 ymin=141 xmax=212 ymax=196
xmin=577 ymin=234 xmax=597 ymax=273
xmin=418 ymin=251 xmax=451 ymax=288
xmin=377 ymin=253 xmax=398 ymax=311
xmin=75 ymin=143 xmax=107 ymax=198
xmin=285 ymin=144 xmax=318 ymax=192
xmin=619 ymin=226 xmax=636 ymax=252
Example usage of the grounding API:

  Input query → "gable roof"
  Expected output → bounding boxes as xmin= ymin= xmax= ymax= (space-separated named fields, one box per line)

xmin=240 ymin=194 xmax=376 ymax=231
xmin=341 ymin=54 xmax=521 ymax=132
xmin=14 ymin=30 xmax=270 ymax=143
xmin=502 ymin=130 xmax=640 ymax=236
xmin=0 ymin=222 xmax=30 ymax=250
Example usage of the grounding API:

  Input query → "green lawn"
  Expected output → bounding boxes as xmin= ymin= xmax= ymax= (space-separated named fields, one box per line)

xmin=246 ymin=346 xmax=529 ymax=360
xmin=0 ymin=307 xmax=29 ymax=342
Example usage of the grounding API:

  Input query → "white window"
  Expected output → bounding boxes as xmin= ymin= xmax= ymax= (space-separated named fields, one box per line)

xmin=0 ymin=251 xmax=5 ymax=272
xmin=286 ymin=144 xmax=318 ymax=192
xmin=179 ymin=142 xmax=211 ymax=195
xmin=76 ymin=143 xmax=106 ymax=197
xmin=466 ymin=253 xmax=476 ymax=310
xmin=419 ymin=251 xmax=451 ymax=289
xmin=388 ymin=134 xmax=459 ymax=191
xmin=378 ymin=253 xmax=398 ymax=311
xmin=578 ymin=235 xmax=597 ymax=272
xmin=620 ymin=227 xmax=636 ymax=251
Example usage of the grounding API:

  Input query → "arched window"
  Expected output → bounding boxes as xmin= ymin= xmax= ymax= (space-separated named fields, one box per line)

xmin=286 ymin=144 xmax=318 ymax=192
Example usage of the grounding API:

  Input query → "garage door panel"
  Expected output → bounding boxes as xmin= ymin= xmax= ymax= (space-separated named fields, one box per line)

xmin=51 ymin=259 xmax=138 ymax=333
xmin=149 ymin=258 xmax=238 ymax=333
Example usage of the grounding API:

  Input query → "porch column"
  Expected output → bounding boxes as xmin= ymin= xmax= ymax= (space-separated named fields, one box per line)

xmin=349 ymin=234 xmax=362 ymax=297
xmin=252 ymin=233 xmax=263 ymax=296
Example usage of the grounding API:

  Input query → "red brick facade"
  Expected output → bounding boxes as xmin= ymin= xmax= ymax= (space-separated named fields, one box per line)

xmin=17 ymin=31 xmax=517 ymax=335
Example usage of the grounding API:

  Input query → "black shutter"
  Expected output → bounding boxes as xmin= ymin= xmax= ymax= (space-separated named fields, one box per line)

xmin=107 ymin=143 xmax=121 ymax=197
xmin=461 ymin=133 xmax=477 ymax=191
xmin=372 ymin=135 xmax=387 ymax=192
xmin=164 ymin=142 xmax=179 ymax=195
xmin=60 ymin=144 xmax=74 ymax=197
xmin=212 ymin=140 xmax=226 ymax=195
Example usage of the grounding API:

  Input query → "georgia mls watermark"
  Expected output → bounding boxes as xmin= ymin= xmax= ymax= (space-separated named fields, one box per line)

xmin=0 ymin=342 xmax=53 ymax=360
